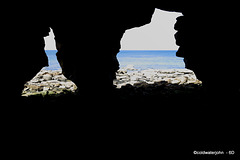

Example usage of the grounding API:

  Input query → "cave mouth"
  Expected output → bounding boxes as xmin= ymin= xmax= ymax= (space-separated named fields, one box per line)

xmin=21 ymin=9 xmax=203 ymax=100
xmin=115 ymin=9 xmax=201 ymax=88
xmin=118 ymin=9 xmax=186 ymax=70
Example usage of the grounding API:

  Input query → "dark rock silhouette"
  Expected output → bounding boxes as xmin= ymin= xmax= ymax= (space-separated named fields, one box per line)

xmin=5 ymin=3 xmax=239 ymax=103
xmin=157 ymin=3 xmax=240 ymax=102
xmin=50 ymin=4 xmax=155 ymax=97
xmin=2 ymin=3 xmax=239 ymax=157
xmin=3 ymin=6 xmax=50 ymax=101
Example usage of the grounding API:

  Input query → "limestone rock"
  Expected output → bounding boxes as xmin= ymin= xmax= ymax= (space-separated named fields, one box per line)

xmin=43 ymin=74 xmax=52 ymax=81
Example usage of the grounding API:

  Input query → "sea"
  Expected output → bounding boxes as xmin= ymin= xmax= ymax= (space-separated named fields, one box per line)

xmin=44 ymin=50 xmax=185 ymax=70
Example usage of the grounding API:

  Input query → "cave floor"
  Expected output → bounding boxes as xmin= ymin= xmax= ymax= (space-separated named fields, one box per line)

xmin=21 ymin=82 xmax=204 ymax=107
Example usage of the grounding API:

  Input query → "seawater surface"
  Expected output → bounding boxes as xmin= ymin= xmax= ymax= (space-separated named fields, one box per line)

xmin=117 ymin=50 xmax=184 ymax=70
xmin=44 ymin=50 xmax=185 ymax=70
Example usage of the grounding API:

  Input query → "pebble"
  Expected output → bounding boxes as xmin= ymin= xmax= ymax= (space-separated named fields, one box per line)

xmin=22 ymin=70 xmax=77 ymax=96
xmin=22 ymin=67 xmax=202 ymax=96
xmin=43 ymin=74 xmax=52 ymax=81
xmin=114 ymin=67 xmax=202 ymax=88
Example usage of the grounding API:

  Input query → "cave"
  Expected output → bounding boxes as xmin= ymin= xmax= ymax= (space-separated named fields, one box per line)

xmin=21 ymin=8 xmax=205 ymax=105
xmin=3 ymin=3 xmax=239 ymax=157
xmin=7 ymin=4 xmax=239 ymax=105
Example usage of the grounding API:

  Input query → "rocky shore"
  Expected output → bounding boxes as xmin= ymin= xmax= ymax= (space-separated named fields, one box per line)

xmin=22 ymin=66 xmax=202 ymax=97
xmin=22 ymin=70 xmax=77 ymax=96
xmin=114 ymin=66 xmax=201 ymax=88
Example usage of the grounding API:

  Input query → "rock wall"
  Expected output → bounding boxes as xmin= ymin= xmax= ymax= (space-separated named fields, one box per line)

xmin=50 ymin=4 xmax=156 ymax=97
xmin=157 ymin=3 xmax=240 ymax=100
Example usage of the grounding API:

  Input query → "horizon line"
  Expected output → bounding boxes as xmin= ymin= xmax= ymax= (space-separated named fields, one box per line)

xmin=45 ymin=49 xmax=178 ymax=51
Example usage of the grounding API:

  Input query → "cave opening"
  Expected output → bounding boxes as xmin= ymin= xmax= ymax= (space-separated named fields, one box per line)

xmin=114 ymin=9 xmax=201 ymax=88
xmin=22 ymin=9 xmax=203 ymax=102
xmin=118 ymin=9 xmax=184 ymax=70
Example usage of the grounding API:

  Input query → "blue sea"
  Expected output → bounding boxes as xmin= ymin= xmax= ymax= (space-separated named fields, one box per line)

xmin=44 ymin=50 xmax=185 ymax=70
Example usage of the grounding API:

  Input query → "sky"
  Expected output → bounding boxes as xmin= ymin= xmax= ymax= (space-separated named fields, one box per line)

xmin=44 ymin=9 xmax=182 ymax=50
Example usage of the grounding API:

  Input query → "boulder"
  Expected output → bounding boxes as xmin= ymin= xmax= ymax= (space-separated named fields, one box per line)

xmin=43 ymin=74 xmax=52 ymax=81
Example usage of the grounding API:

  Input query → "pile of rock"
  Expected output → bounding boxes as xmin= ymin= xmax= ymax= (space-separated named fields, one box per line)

xmin=22 ymin=67 xmax=202 ymax=96
xmin=114 ymin=67 xmax=202 ymax=88
xmin=22 ymin=70 xmax=77 ymax=96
